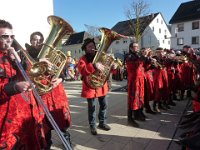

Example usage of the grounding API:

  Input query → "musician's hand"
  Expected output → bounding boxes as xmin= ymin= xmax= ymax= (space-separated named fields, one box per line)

xmin=95 ymin=62 xmax=104 ymax=72
xmin=39 ymin=58 xmax=53 ymax=70
xmin=111 ymin=63 xmax=118 ymax=70
xmin=151 ymin=58 xmax=157 ymax=64
xmin=39 ymin=58 xmax=51 ymax=64
xmin=143 ymin=48 xmax=151 ymax=57
xmin=171 ymin=67 xmax=175 ymax=73
xmin=15 ymin=81 xmax=32 ymax=93
xmin=51 ymin=78 xmax=62 ymax=88
xmin=7 ymin=47 xmax=21 ymax=62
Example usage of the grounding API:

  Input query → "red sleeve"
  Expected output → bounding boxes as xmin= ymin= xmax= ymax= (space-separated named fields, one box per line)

xmin=78 ymin=56 xmax=95 ymax=76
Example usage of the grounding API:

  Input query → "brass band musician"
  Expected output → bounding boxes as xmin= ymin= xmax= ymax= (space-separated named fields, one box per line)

xmin=0 ymin=19 xmax=45 ymax=150
xmin=25 ymin=31 xmax=71 ymax=149
xmin=126 ymin=42 xmax=153 ymax=127
xmin=78 ymin=38 xmax=112 ymax=135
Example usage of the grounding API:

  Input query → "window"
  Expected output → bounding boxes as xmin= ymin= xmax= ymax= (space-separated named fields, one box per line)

xmin=163 ymin=40 xmax=165 ymax=44
xmin=161 ymin=20 xmax=163 ymax=24
xmin=123 ymin=40 xmax=127 ymax=43
xmin=152 ymin=27 xmax=154 ymax=32
xmin=116 ymin=41 xmax=119 ymax=44
xmin=159 ymin=28 xmax=161 ymax=33
xmin=192 ymin=36 xmax=199 ymax=44
xmin=192 ymin=21 xmax=199 ymax=30
xmin=157 ymin=18 xmax=159 ymax=23
xmin=177 ymin=23 xmax=184 ymax=32
xmin=79 ymin=49 xmax=81 ymax=53
xmin=177 ymin=38 xmax=184 ymax=45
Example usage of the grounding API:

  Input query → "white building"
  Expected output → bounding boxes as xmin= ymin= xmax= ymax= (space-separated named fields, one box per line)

xmin=0 ymin=0 xmax=53 ymax=48
xmin=169 ymin=1 xmax=200 ymax=50
xmin=111 ymin=12 xmax=171 ymax=60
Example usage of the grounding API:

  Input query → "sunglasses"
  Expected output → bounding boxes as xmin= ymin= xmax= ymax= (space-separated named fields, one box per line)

xmin=0 ymin=34 xmax=15 ymax=40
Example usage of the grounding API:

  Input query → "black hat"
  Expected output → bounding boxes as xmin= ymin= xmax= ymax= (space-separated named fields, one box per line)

xmin=183 ymin=45 xmax=191 ymax=49
xmin=81 ymin=38 xmax=96 ymax=51
xmin=156 ymin=47 xmax=163 ymax=51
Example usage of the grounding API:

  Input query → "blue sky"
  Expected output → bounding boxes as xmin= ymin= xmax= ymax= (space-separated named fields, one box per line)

xmin=54 ymin=0 xmax=189 ymax=32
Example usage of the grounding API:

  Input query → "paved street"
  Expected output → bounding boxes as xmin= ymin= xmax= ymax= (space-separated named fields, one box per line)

xmin=51 ymin=80 xmax=188 ymax=150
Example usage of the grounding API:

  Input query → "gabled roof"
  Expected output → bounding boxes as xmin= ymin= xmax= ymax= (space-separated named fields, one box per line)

xmin=63 ymin=31 xmax=85 ymax=46
xmin=111 ymin=13 xmax=159 ymax=36
xmin=169 ymin=1 xmax=200 ymax=24
xmin=167 ymin=25 xmax=171 ymax=33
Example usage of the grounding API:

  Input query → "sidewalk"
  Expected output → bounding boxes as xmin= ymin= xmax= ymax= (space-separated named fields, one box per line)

xmin=51 ymin=80 xmax=187 ymax=150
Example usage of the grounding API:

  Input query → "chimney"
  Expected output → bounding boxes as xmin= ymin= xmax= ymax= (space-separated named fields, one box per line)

xmin=151 ymin=13 xmax=154 ymax=18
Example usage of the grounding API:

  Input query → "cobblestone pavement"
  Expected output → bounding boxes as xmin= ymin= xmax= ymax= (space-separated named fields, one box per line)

xmin=51 ymin=80 xmax=188 ymax=150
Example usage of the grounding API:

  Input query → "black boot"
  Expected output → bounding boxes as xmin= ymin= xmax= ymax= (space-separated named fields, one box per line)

xmin=139 ymin=108 xmax=147 ymax=119
xmin=45 ymin=131 xmax=52 ymax=150
xmin=134 ymin=109 xmax=145 ymax=121
xmin=158 ymin=102 xmax=167 ymax=110
xmin=180 ymin=90 xmax=185 ymax=100
xmin=175 ymin=131 xmax=200 ymax=149
xmin=127 ymin=110 xmax=139 ymax=127
xmin=187 ymin=90 xmax=191 ymax=98
xmin=173 ymin=92 xmax=179 ymax=101
xmin=61 ymin=130 xmax=72 ymax=148
xmin=127 ymin=109 xmax=132 ymax=121
xmin=179 ymin=114 xmax=199 ymax=126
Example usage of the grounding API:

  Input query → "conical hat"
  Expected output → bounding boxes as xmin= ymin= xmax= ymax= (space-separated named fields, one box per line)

xmin=67 ymin=51 xmax=71 ymax=56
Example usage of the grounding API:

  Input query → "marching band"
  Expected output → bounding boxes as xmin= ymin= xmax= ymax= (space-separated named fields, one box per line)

xmin=0 ymin=16 xmax=200 ymax=150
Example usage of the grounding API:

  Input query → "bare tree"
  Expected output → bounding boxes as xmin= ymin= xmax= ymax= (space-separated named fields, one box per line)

xmin=84 ymin=24 xmax=101 ymax=37
xmin=125 ymin=0 xmax=150 ymax=42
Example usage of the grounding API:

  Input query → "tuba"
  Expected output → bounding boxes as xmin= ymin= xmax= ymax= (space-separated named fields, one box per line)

xmin=14 ymin=15 xmax=73 ymax=95
xmin=85 ymin=27 xmax=128 ymax=89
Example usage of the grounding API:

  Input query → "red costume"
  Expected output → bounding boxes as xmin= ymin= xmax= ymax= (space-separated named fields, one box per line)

xmin=153 ymin=58 xmax=169 ymax=102
xmin=41 ymin=83 xmax=71 ymax=132
xmin=174 ymin=62 xmax=182 ymax=93
xmin=181 ymin=62 xmax=195 ymax=91
xmin=78 ymin=55 xmax=109 ymax=98
xmin=0 ymin=51 xmax=44 ymax=150
xmin=143 ymin=62 xmax=154 ymax=102
xmin=126 ymin=53 xmax=145 ymax=110
xmin=166 ymin=60 xmax=175 ymax=95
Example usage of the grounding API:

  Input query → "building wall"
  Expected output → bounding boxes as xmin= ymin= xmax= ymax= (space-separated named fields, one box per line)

xmin=109 ymin=38 xmax=132 ymax=55
xmin=146 ymin=13 xmax=171 ymax=50
xmin=171 ymin=20 xmax=200 ymax=50
xmin=0 ymin=0 xmax=53 ymax=48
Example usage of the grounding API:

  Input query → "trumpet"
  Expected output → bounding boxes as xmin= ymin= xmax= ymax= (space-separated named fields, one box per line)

xmin=143 ymin=49 xmax=163 ymax=69
xmin=150 ymin=57 xmax=163 ymax=69
xmin=173 ymin=55 xmax=188 ymax=63
xmin=181 ymin=51 xmax=200 ymax=70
